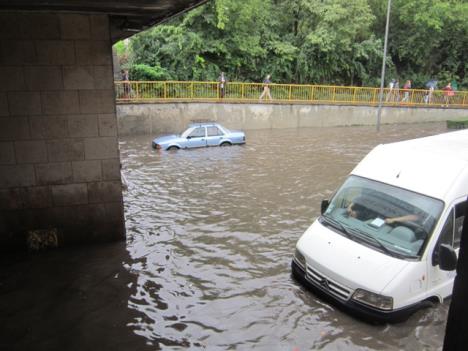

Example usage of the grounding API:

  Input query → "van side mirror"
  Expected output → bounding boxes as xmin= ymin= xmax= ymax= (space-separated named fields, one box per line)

xmin=438 ymin=244 xmax=458 ymax=271
xmin=187 ymin=136 xmax=192 ymax=139
xmin=321 ymin=200 xmax=329 ymax=215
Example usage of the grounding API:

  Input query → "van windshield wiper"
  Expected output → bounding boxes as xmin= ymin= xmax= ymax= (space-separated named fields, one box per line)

xmin=320 ymin=215 xmax=353 ymax=239
xmin=321 ymin=216 xmax=413 ymax=259
xmin=348 ymin=228 xmax=398 ymax=257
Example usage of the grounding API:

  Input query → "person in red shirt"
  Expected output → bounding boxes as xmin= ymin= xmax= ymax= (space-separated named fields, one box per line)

xmin=442 ymin=82 xmax=455 ymax=107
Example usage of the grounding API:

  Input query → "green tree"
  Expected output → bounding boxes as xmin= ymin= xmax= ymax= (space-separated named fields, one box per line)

xmin=115 ymin=0 xmax=466 ymax=89
xmin=389 ymin=0 xmax=468 ymax=88
xmin=294 ymin=0 xmax=381 ymax=85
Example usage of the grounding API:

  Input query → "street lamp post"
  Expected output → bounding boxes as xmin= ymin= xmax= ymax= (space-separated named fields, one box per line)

xmin=376 ymin=0 xmax=392 ymax=132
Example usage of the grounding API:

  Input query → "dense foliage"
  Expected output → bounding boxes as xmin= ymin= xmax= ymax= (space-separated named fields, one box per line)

xmin=116 ymin=0 xmax=467 ymax=89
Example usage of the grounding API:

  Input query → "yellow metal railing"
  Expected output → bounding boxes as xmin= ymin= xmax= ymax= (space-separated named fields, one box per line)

xmin=115 ymin=81 xmax=468 ymax=108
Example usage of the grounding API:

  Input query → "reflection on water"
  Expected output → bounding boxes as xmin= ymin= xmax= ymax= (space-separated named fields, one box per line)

xmin=0 ymin=123 xmax=450 ymax=350
xmin=121 ymin=122 xmax=449 ymax=350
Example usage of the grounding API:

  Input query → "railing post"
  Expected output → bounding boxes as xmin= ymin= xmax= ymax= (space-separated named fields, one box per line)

xmin=332 ymin=87 xmax=336 ymax=102
xmin=241 ymin=83 xmax=244 ymax=100
xmin=164 ymin=82 xmax=167 ymax=100
xmin=288 ymin=85 xmax=292 ymax=101
xmin=410 ymin=90 xmax=414 ymax=105
xmin=352 ymin=87 xmax=357 ymax=104
xmin=310 ymin=86 xmax=315 ymax=102
xmin=462 ymin=92 xmax=466 ymax=107
xmin=372 ymin=88 xmax=377 ymax=105
xmin=135 ymin=82 xmax=139 ymax=100
xmin=191 ymin=82 xmax=194 ymax=99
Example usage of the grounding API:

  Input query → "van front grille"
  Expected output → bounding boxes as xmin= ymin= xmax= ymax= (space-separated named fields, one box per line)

xmin=306 ymin=265 xmax=352 ymax=301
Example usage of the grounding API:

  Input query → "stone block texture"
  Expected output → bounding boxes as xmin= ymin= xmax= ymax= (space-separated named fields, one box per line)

xmin=0 ymin=12 xmax=125 ymax=250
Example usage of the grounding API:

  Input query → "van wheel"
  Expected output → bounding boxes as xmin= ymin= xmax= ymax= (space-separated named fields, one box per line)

xmin=167 ymin=146 xmax=179 ymax=151
xmin=424 ymin=296 xmax=440 ymax=307
xmin=220 ymin=142 xmax=232 ymax=147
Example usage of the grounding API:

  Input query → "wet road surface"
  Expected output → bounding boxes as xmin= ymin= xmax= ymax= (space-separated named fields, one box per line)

xmin=0 ymin=122 xmax=450 ymax=350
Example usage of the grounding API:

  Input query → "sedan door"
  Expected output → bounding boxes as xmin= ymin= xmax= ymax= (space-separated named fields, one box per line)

xmin=206 ymin=126 xmax=225 ymax=146
xmin=186 ymin=127 xmax=207 ymax=148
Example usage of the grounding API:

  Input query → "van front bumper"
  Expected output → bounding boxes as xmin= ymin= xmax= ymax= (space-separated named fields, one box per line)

xmin=291 ymin=259 xmax=422 ymax=323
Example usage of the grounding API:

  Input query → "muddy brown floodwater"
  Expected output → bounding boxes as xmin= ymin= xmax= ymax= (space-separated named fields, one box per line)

xmin=0 ymin=122 xmax=451 ymax=351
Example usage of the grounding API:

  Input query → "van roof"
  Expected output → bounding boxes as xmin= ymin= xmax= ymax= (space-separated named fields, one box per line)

xmin=351 ymin=129 xmax=468 ymax=201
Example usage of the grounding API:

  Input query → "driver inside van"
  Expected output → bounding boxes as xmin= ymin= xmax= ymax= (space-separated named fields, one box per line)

xmin=346 ymin=200 xmax=419 ymax=224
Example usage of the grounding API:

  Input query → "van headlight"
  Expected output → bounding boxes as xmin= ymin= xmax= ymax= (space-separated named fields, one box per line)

xmin=294 ymin=248 xmax=306 ymax=270
xmin=352 ymin=289 xmax=393 ymax=311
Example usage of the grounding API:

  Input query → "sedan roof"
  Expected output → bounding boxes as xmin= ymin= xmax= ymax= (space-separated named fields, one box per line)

xmin=188 ymin=121 xmax=221 ymax=127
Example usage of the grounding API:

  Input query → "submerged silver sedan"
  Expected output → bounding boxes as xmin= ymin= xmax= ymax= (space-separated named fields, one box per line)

xmin=152 ymin=122 xmax=246 ymax=150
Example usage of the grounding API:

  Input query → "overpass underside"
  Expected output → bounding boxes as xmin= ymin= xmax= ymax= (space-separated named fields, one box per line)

xmin=0 ymin=1 xmax=207 ymax=250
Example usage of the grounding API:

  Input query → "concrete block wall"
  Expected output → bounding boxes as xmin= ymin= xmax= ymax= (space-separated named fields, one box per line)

xmin=0 ymin=12 xmax=125 ymax=249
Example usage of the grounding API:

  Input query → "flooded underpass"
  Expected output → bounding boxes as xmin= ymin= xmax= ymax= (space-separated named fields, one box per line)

xmin=1 ymin=122 xmax=451 ymax=350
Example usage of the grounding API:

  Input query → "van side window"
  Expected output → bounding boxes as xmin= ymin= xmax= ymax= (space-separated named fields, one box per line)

xmin=454 ymin=202 xmax=466 ymax=249
xmin=433 ymin=209 xmax=454 ymax=266
xmin=439 ymin=209 xmax=455 ymax=247
xmin=433 ymin=201 xmax=466 ymax=266
xmin=438 ymin=201 xmax=466 ymax=250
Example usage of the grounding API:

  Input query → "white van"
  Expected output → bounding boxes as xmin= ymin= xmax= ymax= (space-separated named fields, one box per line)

xmin=292 ymin=129 xmax=468 ymax=322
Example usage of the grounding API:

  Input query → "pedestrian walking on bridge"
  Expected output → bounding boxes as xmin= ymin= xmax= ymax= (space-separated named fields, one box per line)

xmin=218 ymin=72 xmax=227 ymax=98
xmin=259 ymin=74 xmax=272 ymax=101
xmin=401 ymin=80 xmax=412 ymax=103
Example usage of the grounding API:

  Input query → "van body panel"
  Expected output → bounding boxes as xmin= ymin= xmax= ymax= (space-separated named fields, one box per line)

xmin=291 ymin=260 xmax=423 ymax=323
xmin=352 ymin=129 xmax=468 ymax=201
xmin=381 ymin=262 xmax=428 ymax=309
xmin=297 ymin=221 xmax=408 ymax=294
xmin=426 ymin=261 xmax=456 ymax=302
xmin=352 ymin=144 xmax=468 ymax=201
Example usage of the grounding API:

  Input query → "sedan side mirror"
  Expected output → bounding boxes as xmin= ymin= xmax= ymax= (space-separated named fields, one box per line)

xmin=187 ymin=136 xmax=192 ymax=139
xmin=321 ymin=200 xmax=329 ymax=215
xmin=439 ymin=244 xmax=458 ymax=271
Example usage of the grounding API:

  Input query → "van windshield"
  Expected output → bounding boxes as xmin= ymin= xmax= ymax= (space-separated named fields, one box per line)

xmin=322 ymin=175 xmax=444 ymax=258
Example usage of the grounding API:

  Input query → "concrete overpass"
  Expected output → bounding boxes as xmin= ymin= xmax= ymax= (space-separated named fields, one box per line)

xmin=0 ymin=0 xmax=208 ymax=250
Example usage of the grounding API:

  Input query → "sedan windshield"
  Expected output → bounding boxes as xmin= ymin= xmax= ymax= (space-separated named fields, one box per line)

xmin=322 ymin=175 xmax=444 ymax=258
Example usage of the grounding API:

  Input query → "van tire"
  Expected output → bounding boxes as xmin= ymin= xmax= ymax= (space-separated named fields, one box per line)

xmin=425 ymin=296 xmax=441 ymax=306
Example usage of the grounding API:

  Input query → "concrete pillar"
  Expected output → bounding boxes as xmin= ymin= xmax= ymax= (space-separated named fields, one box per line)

xmin=0 ymin=12 xmax=125 ymax=250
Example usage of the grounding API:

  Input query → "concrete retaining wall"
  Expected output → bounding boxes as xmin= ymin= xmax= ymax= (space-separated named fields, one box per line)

xmin=117 ymin=102 xmax=468 ymax=136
